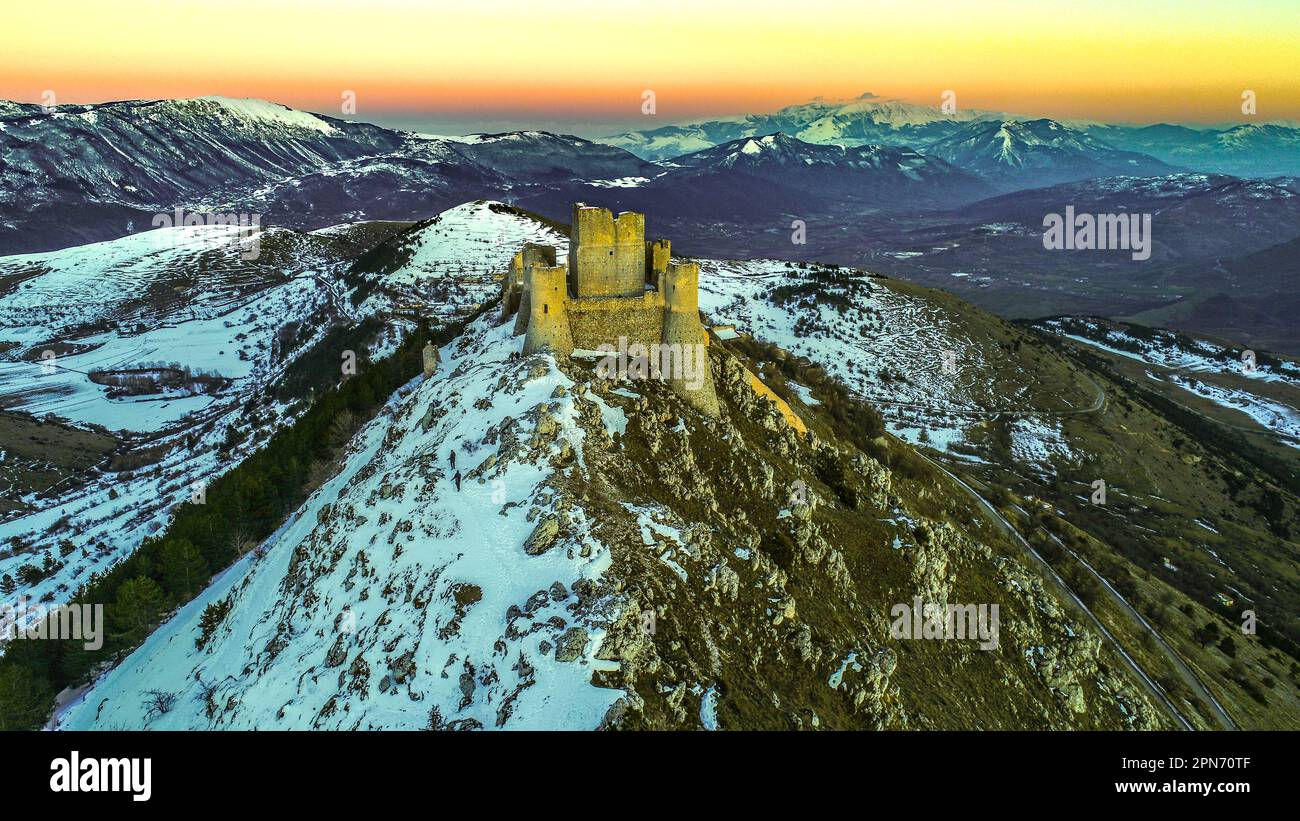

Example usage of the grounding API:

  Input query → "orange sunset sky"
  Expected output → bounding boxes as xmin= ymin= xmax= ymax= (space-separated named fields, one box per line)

xmin=3 ymin=0 xmax=1297 ymax=134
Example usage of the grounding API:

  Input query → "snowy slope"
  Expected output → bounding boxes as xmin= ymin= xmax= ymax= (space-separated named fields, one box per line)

xmin=925 ymin=119 xmax=1175 ymax=187
xmin=699 ymin=259 xmax=991 ymax=449
xmin=0 ymin=225 xmax=269 ymax=339
xmin=0 ymin=201 xmax=572 ymax=640
xmin=0 ymin=228 xmax=364 ymax=622
xmin=0 ymin=225 xmax=337 ymax=432
xmin=664 ymin=132 xmax=992 ymax=207
xmin=1038 ymin=317 xmax=1300 ymax=446
xmin=352 ymin=201 xmax=569 ymax=323
xmin=58 ymin=317 xmax=622 ymax=730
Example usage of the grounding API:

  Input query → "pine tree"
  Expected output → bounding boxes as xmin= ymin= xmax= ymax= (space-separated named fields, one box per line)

xmin=0 ymin=664 xmax=53 ymax=730
xmin=113 ymin=576 xmax=166 ymax=640
xmin=160 ymin=539 xmax=208 ymax=599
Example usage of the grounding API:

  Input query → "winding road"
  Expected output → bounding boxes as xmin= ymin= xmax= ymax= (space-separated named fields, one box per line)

xmin=921 ymin=450 xmax=1239 ymax=730
xmin=918 ymin=451 xmax=1198 ymax=730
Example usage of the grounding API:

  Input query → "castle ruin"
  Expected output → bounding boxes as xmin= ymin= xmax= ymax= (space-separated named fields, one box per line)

xmin=503 ymin=203 xmax=720 ymax=417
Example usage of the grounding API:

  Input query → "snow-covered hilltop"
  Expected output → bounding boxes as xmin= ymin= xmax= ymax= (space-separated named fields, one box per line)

xmin=60 ymin=318 xmax=623 ymax=729
xmin=43 ymin=202 xmax=1167 ymax=731
xmin=2 ymin=199 xmax=1293 ymax=732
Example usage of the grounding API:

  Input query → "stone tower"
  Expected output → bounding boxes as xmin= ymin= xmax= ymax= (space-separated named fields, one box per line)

xmin=511 ymin=243 xmax=555 ymax=336
xmin=501 ymin=251 xmax=524 ymax=324
xmin=661 ymin=261 xmax=720 ymax=416
xmin=522 ymin=264 xmax=574 ymax=356
xmin=569 ymin=203 xmax=646 ymax=298
xmin=646 ymin=239 xmax=671 ymax=291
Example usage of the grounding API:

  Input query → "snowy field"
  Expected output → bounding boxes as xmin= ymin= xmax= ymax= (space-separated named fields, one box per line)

xmin=0 ymin=225 xmax=359 ymax=619
xmin=1163 ymin=371 xmax=1300 ymax=443
xmin=1040 ymin=318 xmax=1300 ymax=387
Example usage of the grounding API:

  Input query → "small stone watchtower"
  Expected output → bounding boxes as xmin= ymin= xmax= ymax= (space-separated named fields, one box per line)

xmin=504 ymin=203 xmax=720 ymax=417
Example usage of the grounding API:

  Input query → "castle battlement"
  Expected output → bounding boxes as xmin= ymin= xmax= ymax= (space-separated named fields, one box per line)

xmin=507 ymin=204 xmax=719 ymax=416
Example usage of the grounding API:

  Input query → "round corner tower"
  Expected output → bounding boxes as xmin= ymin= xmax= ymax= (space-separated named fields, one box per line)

xmin=661 ymin=260 xmax=720 ymax=416
xmin=522 ymin=264 xmax=574 ymax=357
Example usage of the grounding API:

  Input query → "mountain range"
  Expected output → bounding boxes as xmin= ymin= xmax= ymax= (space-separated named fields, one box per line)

xmin=599 ymin=93 xmax=999 ymax=160
xmin=5 ymin=92 xmax=1300 ymax=356
xmin=602 ymin=92 xmax=1300 ymax=178
xmin=7 ymin=93 xmax=1300 ymax=257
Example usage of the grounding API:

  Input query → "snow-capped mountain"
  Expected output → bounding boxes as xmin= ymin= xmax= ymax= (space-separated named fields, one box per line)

xmin=923 ymin=119 xmax=1176 ymax=188
xmin=512 ymin=132 xmax=994 ymax=227
xmin=0 ymin=97 xmax=405 ymax=238
xmin=665 ymin=132 xmax=993 ymax=205
xmin=448 ymin=131 xmax=658 ymax=182
xmin=600 ymin=93 xmax=1000 ymax=161
xmin=0 ymin=97 xmax=653 ymax=255
xmin=1084 ymin=122 xmax=1300 ymax=177
xmin=603 ymin=93 xmax=1300 ymax=181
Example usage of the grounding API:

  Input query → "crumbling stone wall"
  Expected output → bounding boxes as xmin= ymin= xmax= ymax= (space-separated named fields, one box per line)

xmin=522 ymin=264 xmax=573 ymax=356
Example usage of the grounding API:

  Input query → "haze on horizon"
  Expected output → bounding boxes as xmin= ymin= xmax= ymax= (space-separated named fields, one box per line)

xmin=3 ymin=0 xmax=1297 ymax=137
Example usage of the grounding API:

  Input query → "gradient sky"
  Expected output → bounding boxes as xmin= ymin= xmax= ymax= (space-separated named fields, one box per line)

xmin=3 ymin=0 xmax=1297 ymax=135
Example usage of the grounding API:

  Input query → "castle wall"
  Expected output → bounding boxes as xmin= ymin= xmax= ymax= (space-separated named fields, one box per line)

xmin=511 ymin=243 xmax=555 ymax=336
xmin=647 ymin=239 xmax=670 ymax=291
xmin=567 ymin=293 xmax=665 ymax=352
xmin=503 ymin=251 xmax=524 ymax=325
